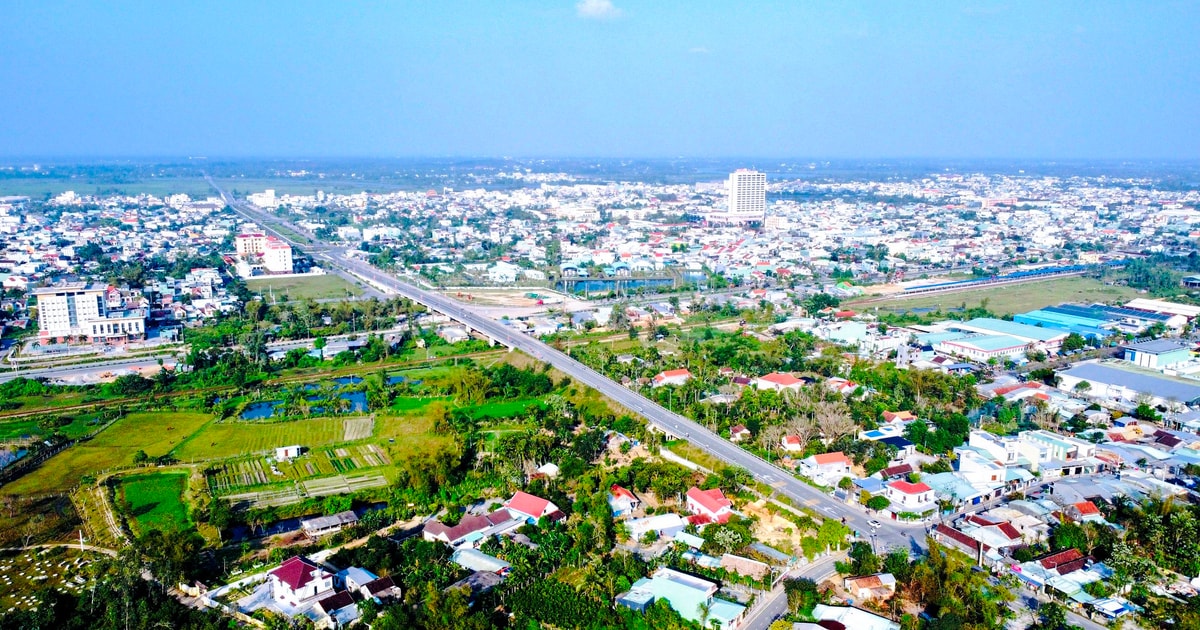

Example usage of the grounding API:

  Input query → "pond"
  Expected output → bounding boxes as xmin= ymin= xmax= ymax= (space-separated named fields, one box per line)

xmin=333 ymin=376 xmax=364 ymax=386
xmin=241 ymin=401 xmax=285 ymax=420
xmin=387 ymin=375 xmax=423 ymax=385
xmin=306 ymin=391 xmax=368 ymax=415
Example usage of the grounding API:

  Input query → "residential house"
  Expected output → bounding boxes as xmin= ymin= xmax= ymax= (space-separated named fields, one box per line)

xmin=798 ymin=451 xmax=851 ymax=485
xmin=884 ymin=480 xmax=936 ymax=516
xmin=301 ymin=511 xmax=358 ymax=538
xmin=422 ymin=508 xmax=522 ymax=546
xmin=616 ymin=568 xmax=746 ymax=629
xmin=685 ymin=487 xmax=733 ymax=524
xmin=1066 ymin=500 xmax=1106 ymax=524
xmin=653 ymin=369 xmax=692 ymax=387
xmin=609 ymin=484 xmax=641 ymax=517
xmin=506 ymin=491 xmax=562 ymax=522
xmin=811 ymin=604 xmax=900 ymax=630
xmin=729 ymin=424 xmax=752 ymax=443
xmin=843 ymin=573 xmax=897 ymax=601
xmin=754 ymin=372 xmax=804 ymax=392
xmin=313 ymin=590 xmax=359 ymax=628
xmin=268 ymin=556 xmax=335 ymax=606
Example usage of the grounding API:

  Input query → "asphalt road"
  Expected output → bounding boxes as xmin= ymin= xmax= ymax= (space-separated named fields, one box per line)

xmin=208 ymin=178 xmax=926 ymax=551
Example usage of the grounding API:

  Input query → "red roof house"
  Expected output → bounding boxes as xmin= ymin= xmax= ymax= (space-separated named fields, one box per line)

xmin=506 ymin=491 xmax=562 ymax=522
xmin=685 ymin=487 xmax=733 ymax=523
xmin=268 ymin=556 xmax=334 ymax=605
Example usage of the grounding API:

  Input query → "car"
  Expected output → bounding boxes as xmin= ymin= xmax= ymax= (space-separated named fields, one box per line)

xmin=867 ymin=520 xmax=882 ymax=530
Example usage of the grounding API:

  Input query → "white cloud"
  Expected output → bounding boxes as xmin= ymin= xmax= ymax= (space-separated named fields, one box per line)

xmin=576 ymin=0 xmax=622 ymax=20
xmin=688 ymin=47 xmax=709 ymax=54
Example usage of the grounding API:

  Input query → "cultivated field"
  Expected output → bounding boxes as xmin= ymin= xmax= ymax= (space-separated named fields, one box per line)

xmin=1 ymin=412 xmax=211 ymax=495
xmin=119 ymin=471 xmax=191 ymax=535
xmin=848 ymin=276 xmax=1141 ymax=316
xmin=173 ymin=416 xmax=350 ymax=461
xmin=245 ymin=274 xmax=362 ymax=301
xmin=0 ymin=548 xmax=105 ymax=613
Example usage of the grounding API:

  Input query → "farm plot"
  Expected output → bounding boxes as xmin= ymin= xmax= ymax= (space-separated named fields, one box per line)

xmin=119 ymin=471 xmax=191 ymax=535
xmin=224 ymin=486 xmax=305 ymax=509
xmin=174 ymin=417 xmax=346 ymax=461
xmin=342 ymin=416 xmax=374 ymax=441
xmin=321 ymin=444 xmax=391 ymax=473
xmin=206 ymin=459 xmax=285 ymax=494
xmin=303 ymin=473 xmax=388 ymax=497
xmin=2 ymin=412 xmax=211 ymax=495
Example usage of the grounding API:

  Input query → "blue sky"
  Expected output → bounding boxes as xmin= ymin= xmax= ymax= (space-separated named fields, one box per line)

xmin=1 ymin=1 xmax=1197 ymax=159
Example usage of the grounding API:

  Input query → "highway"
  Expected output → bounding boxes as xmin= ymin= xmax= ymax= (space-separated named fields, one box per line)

xmin=209 ymin=178 xmax=926 ymax=552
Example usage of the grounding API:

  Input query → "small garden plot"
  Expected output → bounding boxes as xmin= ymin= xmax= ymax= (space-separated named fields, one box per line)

xmin=119 ymin=472 xmax=191 ymax=535
xmin=342 ymin=416 xmax=374 ymax=441
xmin=207 ymin=459 xmax=274 ymax=494
xmin=0 ymin=548 xmax=103 ymax=612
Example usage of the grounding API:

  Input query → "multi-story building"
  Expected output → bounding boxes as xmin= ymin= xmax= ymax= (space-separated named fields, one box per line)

xmin=33 ymin=283 xmax=106 ymax=340
xmin=234 ymin=232 xmax=293 ymax=275
xmin=33 ymin=283 xmax=146 ymax=343
xmin=707 ymin=169 xmax=766 ymax=225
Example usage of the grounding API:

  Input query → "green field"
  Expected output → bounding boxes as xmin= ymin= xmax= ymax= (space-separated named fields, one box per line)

xmin=120 ymin=472 xmax=191 ymax=535
xmin=1 ymin=412 xmax=212 ymax=495
xmin=173 ymin=416 xmax=349 ymax=461
xmin=467 ymin=398 xmax=543 ymax=420
xmin=0 ymin=415 xmax=101 ymax=441
xmin=246 ymin=274 xmax=362 ymax=301
xmin=0 ymin=177 xmax=216 ymax=199
xmin=850 ymin=276 xmax=1142 ymax=316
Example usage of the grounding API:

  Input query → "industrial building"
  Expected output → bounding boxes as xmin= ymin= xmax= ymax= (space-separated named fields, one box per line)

xmin=1057 ymin=361 xmax=1200 ymax=409
xmin=1121 ymin=339 xmax=1194 ymax=370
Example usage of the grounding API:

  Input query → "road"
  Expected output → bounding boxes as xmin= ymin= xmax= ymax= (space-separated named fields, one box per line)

xmin=210 ymin=178 xmax=926 ymax=553
xmin=743 ymin=552 xmax=846 ymax=630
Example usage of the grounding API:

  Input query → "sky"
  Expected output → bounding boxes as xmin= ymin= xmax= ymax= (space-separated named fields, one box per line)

xmin=0 ymin=1 xmax=1197 ymax=159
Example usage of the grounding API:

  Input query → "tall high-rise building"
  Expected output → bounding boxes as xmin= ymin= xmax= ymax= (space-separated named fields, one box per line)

xmin=707 ymin=169 xmax=766 ymax=225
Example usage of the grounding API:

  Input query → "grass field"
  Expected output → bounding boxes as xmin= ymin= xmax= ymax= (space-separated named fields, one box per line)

xmin=467 ymin=398 xmax=543 ymax=420
xmin=849 ymin=276 xmax=1142 ymax=316
xmin=246 ymin=274 xmax=362 ymax=301
xmin=373 ymin=414 xmax=458 ymax=463
xmin=1 ymin=412 xmax=212 ymax=495
xmin=119 ymin=471 xmax=191 ymax=535
xmin=173 ymin=416 xmax=349 ymax=461
xmin=0 ymin=415 xmax=102 ymax=441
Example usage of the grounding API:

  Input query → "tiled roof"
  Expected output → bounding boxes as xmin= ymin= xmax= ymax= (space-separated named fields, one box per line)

xmin=507 ymin=491 xmax=552 ymax=518
xmin=687 ymin=487 xmax=732 ymax=514
xmin=813 ymin=451 xmax=850 ymax=466
xmin=269 ymin=556 xmax=325 ymax=592
xmin=888 ymin=480 xmax=932 ymax=494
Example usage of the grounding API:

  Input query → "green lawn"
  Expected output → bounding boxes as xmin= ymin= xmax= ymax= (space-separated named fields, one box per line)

xmin=246 ymin=274 xmax=362 ymax=301
xmin=389 ymin=396 xmax=451 ymax=413
xmin=173 ymin=416 xmax=350 ymax=461
xmin=850 ymin=276 xmax=1141 ymax=316
xmin=119 ymin=471 xmax=191 ymax=535
xmin=2 ymin=412 xmax=212 ymax=495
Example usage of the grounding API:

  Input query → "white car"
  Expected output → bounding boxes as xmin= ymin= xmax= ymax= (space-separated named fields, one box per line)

xmin=867 ymin=520 xmax=882 ymax=530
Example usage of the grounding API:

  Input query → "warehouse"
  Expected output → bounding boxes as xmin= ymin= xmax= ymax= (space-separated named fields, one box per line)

xmin=1057 ymin=361 xmax=1200 ymax=409
xmin=948 ymin=318 xmax=1068 ymax=353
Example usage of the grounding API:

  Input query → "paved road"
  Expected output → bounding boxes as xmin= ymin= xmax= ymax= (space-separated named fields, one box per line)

xmin=209 ymin=179 xmax=926 ymax=551
xmin=743 ymin=552 xmax=847 ymax=630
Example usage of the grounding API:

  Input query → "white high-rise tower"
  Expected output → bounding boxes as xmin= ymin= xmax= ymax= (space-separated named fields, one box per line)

xmin=709 ymin=169 xmax=766 ymax=224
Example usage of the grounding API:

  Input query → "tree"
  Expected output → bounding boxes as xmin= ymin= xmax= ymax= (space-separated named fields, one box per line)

xmin=1061 ymin=332 xmax=1087 ymax=353
xmin=1073 ymin=380 xmax=1091 ymax=394
xmin=866 ymin=496 xmax=890 ymax=511
xmin=814 ymin=400 xmax=855 ymax=443
xmin=1049 ymin=522 xmax=1089 ymax=554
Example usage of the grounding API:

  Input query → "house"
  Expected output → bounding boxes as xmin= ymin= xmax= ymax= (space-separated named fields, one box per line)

xmin=780 ymin=435 xmax=805 ymax=453
xmin=685 ymin=487 xmax=733 ymax=524
xmin=881 ymin=411 xmax=917 ymax=424
xmin=451 ymin=548 xmax=511 ymax=574
xmin=313 ymin=590 xmax=359 ymax=628
xmin=879 ymin=436 xmax=916 ymax=460
xmin=422 ymin=508 xmax=522 ymax=546
xmin=729 ymin=424 xmax=752 ymax=443
xmin=653 ymin=368 xmax=692 ymax=387
xmin=798 ymin=451 xmax=852 ymax=485
xmin=754 ymin=372 xmax=804 ymax=392
xmin=625 ymin=513 xmax=686 ymax=541
xmin=720 ymin=554 xmax=771 ymax=581
xmin=1066 ymin=500 xmax=1106 ymax=524
xmin=357 ymin=576 xmax=401 ymax=603
xmin=505 ymin=491 xmax=562 ymax=522
xmin=335 ymin=567 xmax=378 ymax=592
xmin=877 ymin=463 xmax=914 ymax=480
xmin=609 ymin=484 xmax=641 ymax=517
xmin=811 ymin=604 xmax=900 ymax=630
xmin=301 ymin=511 xmax=359 ymax=537
xmin=268 ymin=556 xmax=335 ymax=606
xmin=438 ymin=326 xmax=470 ymax=344
xmin=616 ymin=568 xmax=746 ymax=629
xmin=276 ymin=445 xmax=303 ymax=460
xmin=843 ymin=573 xmax=897 ymax=601
xmin=884 ymin=480 xmax=936 ymax=515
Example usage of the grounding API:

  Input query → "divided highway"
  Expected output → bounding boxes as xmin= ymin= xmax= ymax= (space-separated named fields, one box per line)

xmin=211 ymin=178 xmax=926 ymax=552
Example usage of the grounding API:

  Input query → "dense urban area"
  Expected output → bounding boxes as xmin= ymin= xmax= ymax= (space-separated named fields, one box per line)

xmin=3 ymin=159 xmax=1200 ymax=630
